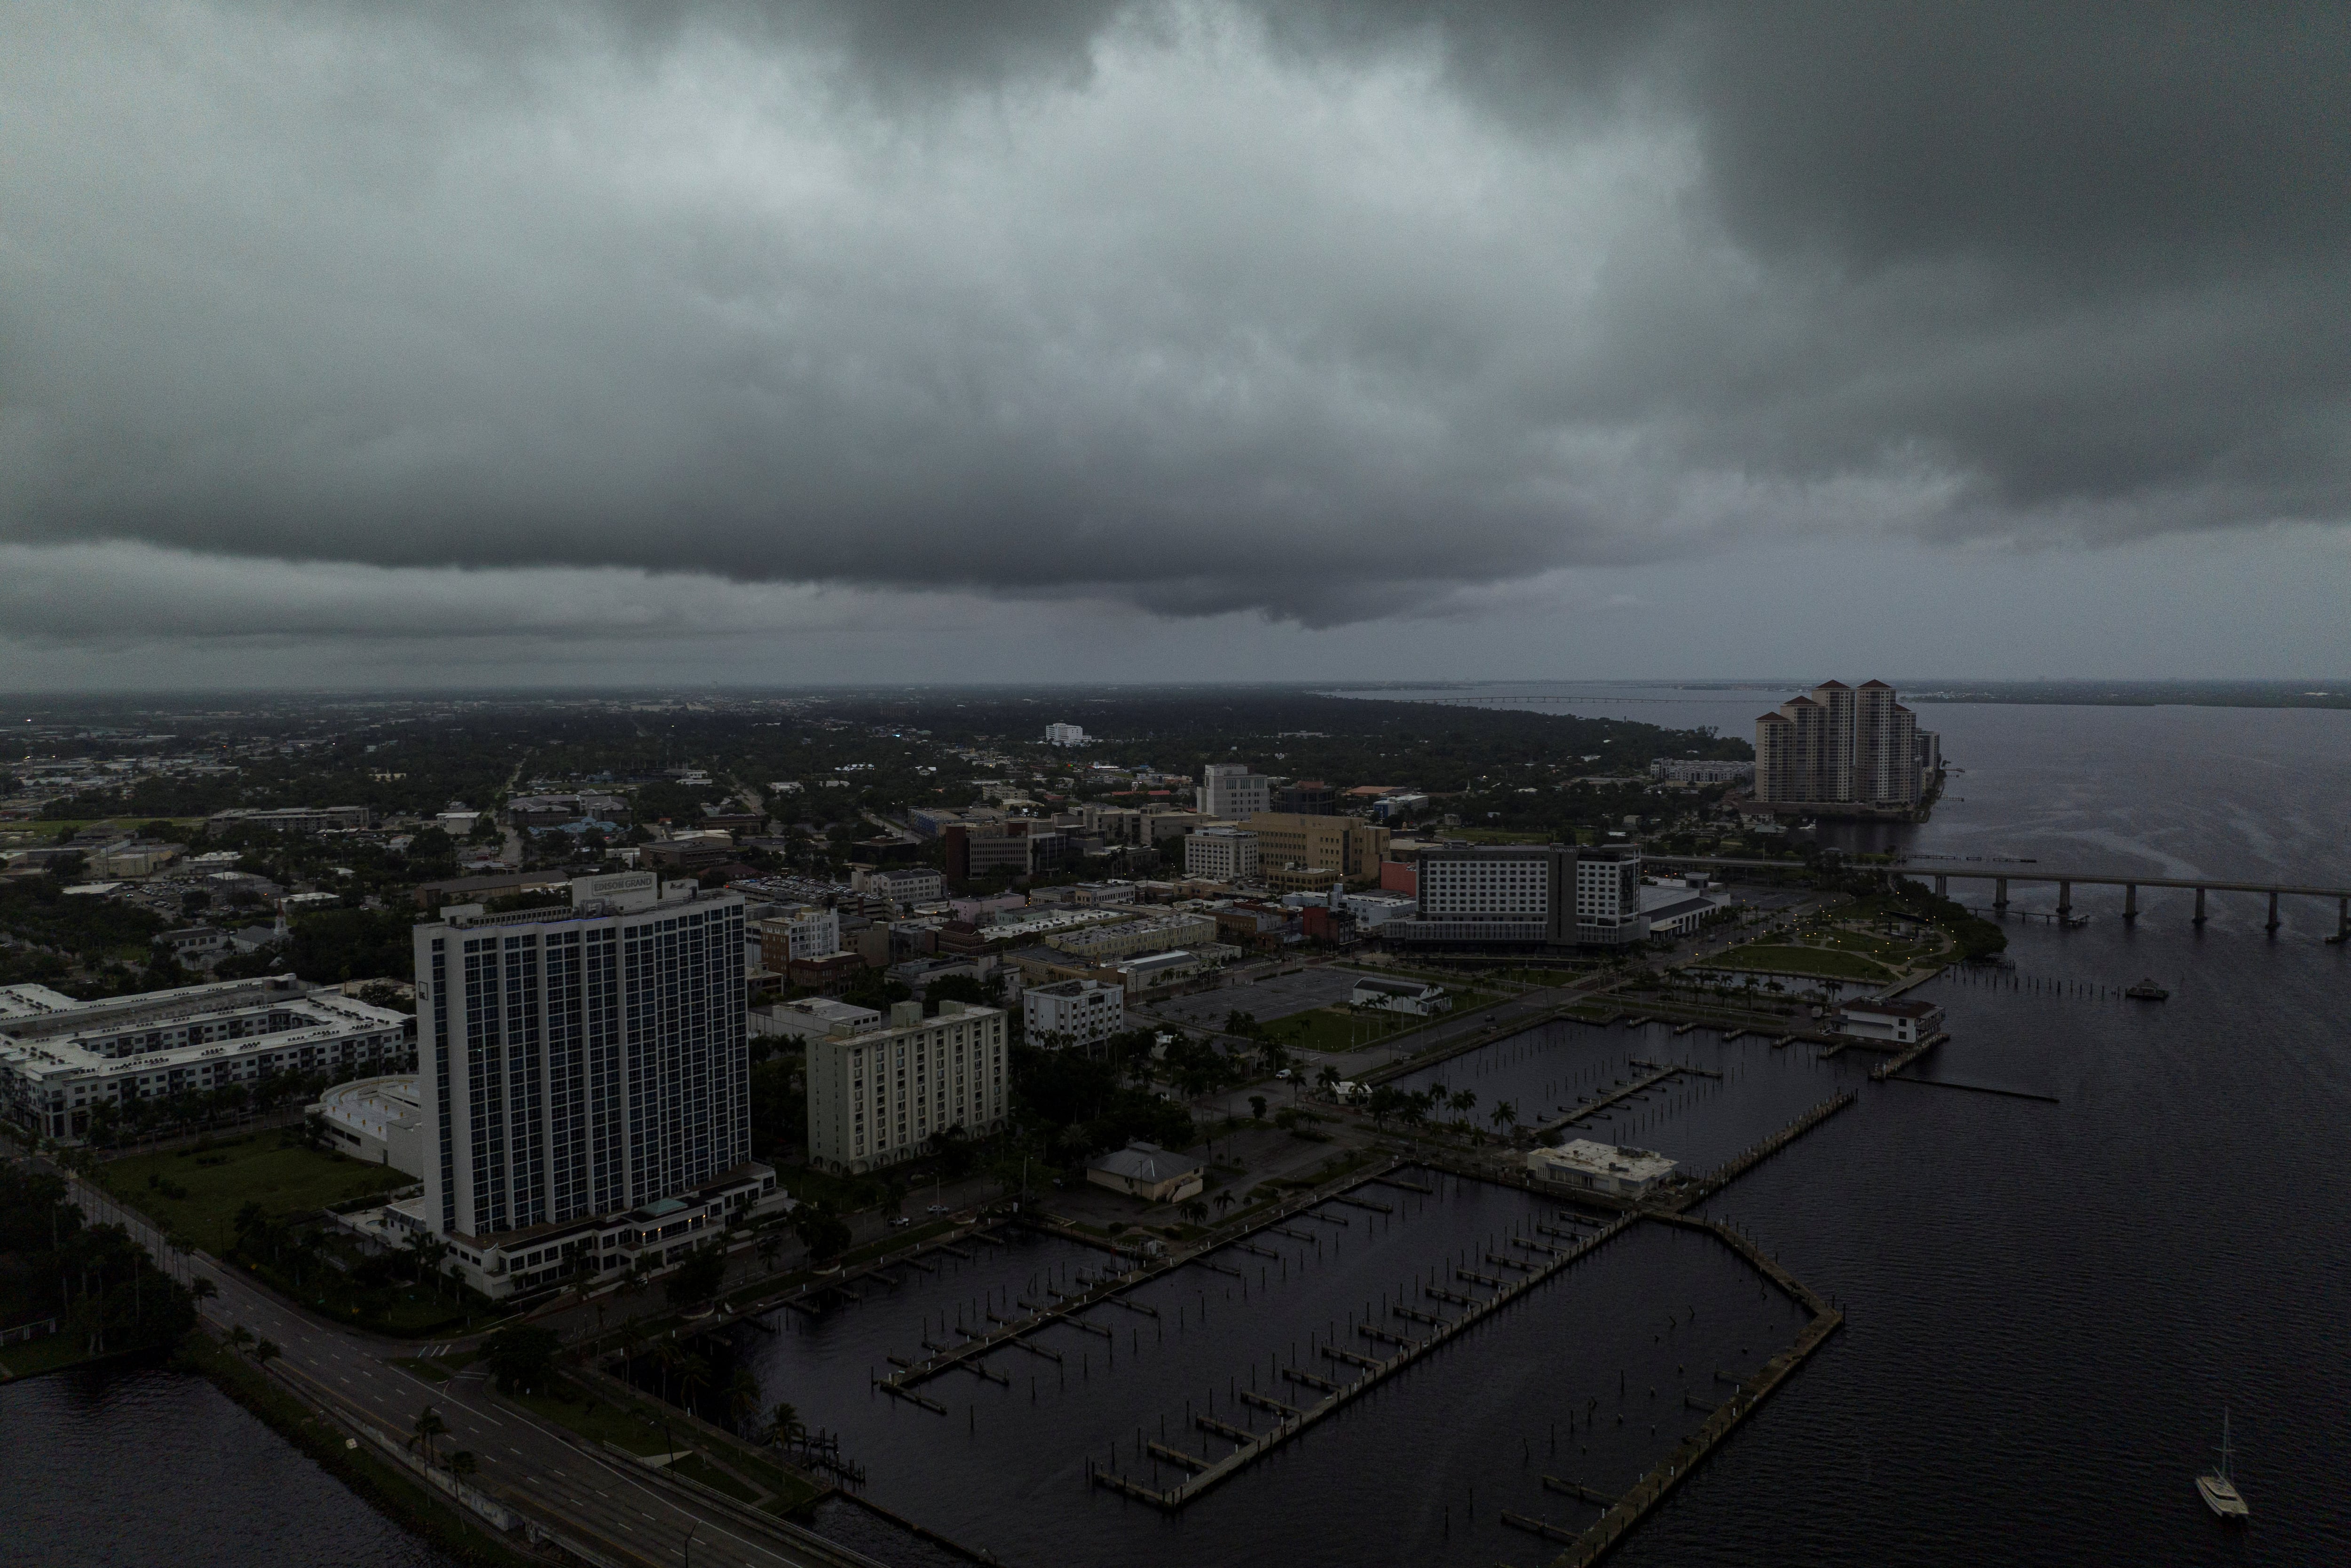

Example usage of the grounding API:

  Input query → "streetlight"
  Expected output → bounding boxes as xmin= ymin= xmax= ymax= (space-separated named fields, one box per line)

xmin=681 ymin=1522 xmax=698 ymax=1568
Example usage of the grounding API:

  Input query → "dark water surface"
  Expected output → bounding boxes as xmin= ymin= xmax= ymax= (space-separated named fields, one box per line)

xmin=0 ymin=1363 xmax=457 ymax=1568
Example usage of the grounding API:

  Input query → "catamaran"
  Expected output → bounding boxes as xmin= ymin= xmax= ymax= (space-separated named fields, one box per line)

xmin=2195 ymin=1409 xmax=2249 ymax=1520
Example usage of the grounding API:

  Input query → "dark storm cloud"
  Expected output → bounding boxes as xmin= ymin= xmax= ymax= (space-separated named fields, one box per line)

xmin=0 ymin=0 xmax=2344 ymax=636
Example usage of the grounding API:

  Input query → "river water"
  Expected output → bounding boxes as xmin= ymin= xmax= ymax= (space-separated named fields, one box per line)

xmin=14 ymin=692 xmax=2348 ymax=1565
xmin=0 ymin=1360 xmax=456 ymax=1568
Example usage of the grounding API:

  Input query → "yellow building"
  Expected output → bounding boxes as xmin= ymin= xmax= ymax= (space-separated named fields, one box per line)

xmin=1243 ymin=813 xmax=1390 ymax=883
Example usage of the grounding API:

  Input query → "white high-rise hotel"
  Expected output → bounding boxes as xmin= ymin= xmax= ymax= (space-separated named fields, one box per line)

xmin=403 ymin=871 xmax=785 ymax=1298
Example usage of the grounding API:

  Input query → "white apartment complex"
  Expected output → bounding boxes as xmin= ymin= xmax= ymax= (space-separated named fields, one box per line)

xmin=1199 ymin=764 xmax=1272 ymax=819
xmin=1023 ymin=978 xmax=1125 ymax=1050
xmin=0 ymin=977 xmax=413 ymax=1144
xmin=805 ymin=1000 xmax=1010 ymax=1174
xmin=1184 ymin=828 xmax=1260 ymax=883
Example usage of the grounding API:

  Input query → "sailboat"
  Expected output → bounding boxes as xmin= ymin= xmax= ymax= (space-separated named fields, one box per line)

xmin=2195 ymin=1409 xmax=2249 ymax=1520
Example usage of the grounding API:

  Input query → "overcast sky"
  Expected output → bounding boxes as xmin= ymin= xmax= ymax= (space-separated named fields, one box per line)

xmin=4 ymin=1 xmax=2347 ymax=690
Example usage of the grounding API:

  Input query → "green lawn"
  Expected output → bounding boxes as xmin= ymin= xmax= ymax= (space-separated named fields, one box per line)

xmin=1707 ymin=944 xmax=1895 ymax=983
xmin=0 ymin=1333 xmax=98 ymax=1381
xmin=98 ymin=1134 xmax=414 ymax=1247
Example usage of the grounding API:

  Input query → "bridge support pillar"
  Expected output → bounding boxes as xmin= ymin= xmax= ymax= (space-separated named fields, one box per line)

xmin=2335 ymin=896 xmax=2349 ymax=944
xmin=2267 ymin=890 xmax=2281 ymax=933
xmin=2123 ymin=884 xmax=2138 ymax=922
xmin=2057 ymin=881 xmax=2073 ymax=922
xmin=2193 ymin=886 xmax=2207 ymax=925
xmin=1994 ymin=878 xmax=2008 ymax=912
xmin=1934 ymin=875 xmax=1948 ymax=897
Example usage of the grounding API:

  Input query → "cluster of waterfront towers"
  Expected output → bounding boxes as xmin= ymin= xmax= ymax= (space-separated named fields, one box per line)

xmin=1754 ymin=679 xmax=1939 ymax=810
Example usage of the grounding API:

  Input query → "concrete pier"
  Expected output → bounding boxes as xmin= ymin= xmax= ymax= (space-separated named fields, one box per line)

xmin=1548 ymin=1214 xmax=1843 ymax=1568
xmin=1091 ymin=1212 xmax=1641 ymax=1510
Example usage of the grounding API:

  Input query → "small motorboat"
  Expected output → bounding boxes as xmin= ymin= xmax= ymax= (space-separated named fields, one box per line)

xmin=2196 ymin=1409 xmax=2249 ymax=1520
xmin=2125 ymin=978 xmax=2170 ymax=1000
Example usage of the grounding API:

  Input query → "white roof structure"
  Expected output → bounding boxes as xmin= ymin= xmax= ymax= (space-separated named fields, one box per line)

xmin=1088 ymin=1142 xmax=1203 ymax=1183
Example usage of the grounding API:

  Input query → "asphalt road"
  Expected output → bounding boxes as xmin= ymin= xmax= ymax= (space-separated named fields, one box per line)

xmin=55 ymin=1166 xmax=872 ymax=1568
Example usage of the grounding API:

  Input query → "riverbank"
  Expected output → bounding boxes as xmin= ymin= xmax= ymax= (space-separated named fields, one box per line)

xmin=181 ymin=1329 xmax=540 ymax=1568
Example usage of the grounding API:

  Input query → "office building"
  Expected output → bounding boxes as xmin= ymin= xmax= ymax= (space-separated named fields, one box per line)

xmin=805 ymin=1000 xmax=1010 ymax=1174
xmin=1754 ymin=679 xmax=1927 ymax=810
xmin=757 ymin=906 xmax=841 ymax=968
xmin=399 ymin=871 xmax=782 ymax=1297
xmin=1243 ymin=812 xmax=1391 ymax=882
xmin=1044 ymin=723 xmax=1089 ymax=746
xmin=1184 ymin=827 xmax=1260 ymax=883
xmin=1270 ymin=780 xmax=1334 ymax=815
xmin=0 ymin=976 xmax=413 ymax=1144
xmin=1199 ymin=764 xmax=1272 ymax=819
xmin=1023 ymin=977 xmax=1125 ymax=1051
xmin=856 ymin=866 xmax=946 ymax=906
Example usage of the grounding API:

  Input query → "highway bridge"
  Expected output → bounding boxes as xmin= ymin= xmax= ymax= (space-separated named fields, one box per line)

xmin=1637 ymin=854 xmax=2351 ymax=941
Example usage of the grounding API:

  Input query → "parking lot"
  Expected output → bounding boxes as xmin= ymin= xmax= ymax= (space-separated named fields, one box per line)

xmin=1145 ymin=965 xmax=1369 ymax=1031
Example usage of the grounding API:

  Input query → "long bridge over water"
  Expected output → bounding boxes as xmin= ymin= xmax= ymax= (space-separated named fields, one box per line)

xmin=1640 ymin=854 xmax=2351 ymax=941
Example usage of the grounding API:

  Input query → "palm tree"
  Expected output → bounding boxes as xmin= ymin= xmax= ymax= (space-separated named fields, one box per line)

xmin=450 ymin=1450 xmax=479 ymax=1483
xmin=1213 ymin=1190 xmax=1236 ymax=1220
xmin=1178 ymin=1199 xmax=1209 ymax=1227
xmin=229 ymin=1324 xmax=255 ymax=1354
xmin=653 ymin=1337 xmax=686 ymax=1405
xmin=409 ymin=1404 xmax=449 ymax=1468
xmin=1489 ymin=1100 xmax=1518 ymax=1134
xmin=1451 ymin=1089 xmax=1476 ymax=1126
xmin=724 ymin=1368 xmax=763 ymax=1435
xmin=680 ymin=1353 xmax=714 ymax=1414
xmin=767 ymin=1401 xmax=804 ymax=1449
xmin=253 ymin=1338 xmax=282 ymax=1369
xmin=189 ymin=1276 xmax=219 ymax=1304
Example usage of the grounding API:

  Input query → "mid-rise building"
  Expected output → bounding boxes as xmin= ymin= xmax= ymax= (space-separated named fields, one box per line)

xmin=1386 ymin=843 xmax=1645 ymax=949
xmin=805 ymin=1000 xmax=1010 ymax=1174
xmin=1754 ymin=679 xmax=1926 ymax=810
xmin=1648 ymin=759 xmax=1756 ymax=784
xmin=396 ymin=871 xmax=782 ymax=1297
xmin=1184 ymin=827 xmax=1260 ymax=883
xmin=1023 ymin=978 xmax=1125 ymax=1051
xmin=856 ymin=866 xmax=946 ymax=906
xmin=0 ymin=976 xmax=413 ymax=1144
xmin=756 ymin=905 xmax=841 ymax=968
xmin=1044 ymin=723 xmax=1089 ymax=746
xmin=1243 ymin=812 xmax=1390 ymax=882
xmin=1046 ymin=912 xmax=1220 ymax=961
xmin=1199 ymin=764 xmax=1272 ymax=819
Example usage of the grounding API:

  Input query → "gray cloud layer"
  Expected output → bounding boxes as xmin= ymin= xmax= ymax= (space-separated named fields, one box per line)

xmin=3 ymin=1 xmax=2345 ymax=632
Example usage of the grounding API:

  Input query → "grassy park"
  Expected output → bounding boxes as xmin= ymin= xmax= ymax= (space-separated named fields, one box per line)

xmin=99 ymin=1133 xmax=414 ymax=1248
